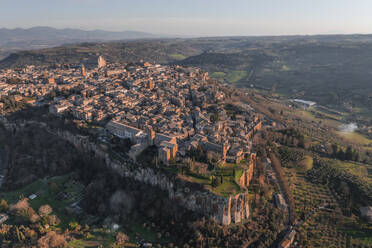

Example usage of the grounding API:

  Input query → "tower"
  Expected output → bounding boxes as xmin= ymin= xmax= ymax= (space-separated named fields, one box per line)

xmin=98 ymin=56 xmax=106 ymax=69
xmin=81 ymin=64 xmax=86 ymax=77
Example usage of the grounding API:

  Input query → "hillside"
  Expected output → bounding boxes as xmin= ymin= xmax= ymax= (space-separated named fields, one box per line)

xmin=0 ymin=39 xmax=203 ymax=68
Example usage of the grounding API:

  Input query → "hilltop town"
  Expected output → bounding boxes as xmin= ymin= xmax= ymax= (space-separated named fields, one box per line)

xmin=0 ymin=56 xmax=263 ymax=167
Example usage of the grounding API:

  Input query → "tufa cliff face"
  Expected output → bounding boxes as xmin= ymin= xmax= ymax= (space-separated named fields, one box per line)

xmin=239 ymin=153 xmax=256 ymax=188
xmin=62 ymin=130 xmax=251 ymax=225
xmin=0 ymin=116 xmax=251 ymax=225
xmin=108 ymin=162 xmax=250 ymax=225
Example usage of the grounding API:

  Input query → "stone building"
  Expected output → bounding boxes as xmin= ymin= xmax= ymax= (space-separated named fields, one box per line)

xmin=98 ymin=56 xmax=107 ymax=69
xmin=81 ymin=64 xmax=86 ymax=77
xmin=49 ymin=104 xmax=70 ymax=114
xmin=107 ymin=120 xmax=178 ymax=164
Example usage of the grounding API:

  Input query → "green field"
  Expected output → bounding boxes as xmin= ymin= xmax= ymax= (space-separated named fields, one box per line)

xmin=337 ymin=131 xmax=372 ymax=146
xmin=294 ymin=107 xmax=372 ymax=147
xmin=210 ymin=71 xmax=226 ymax=78
xmin=210 ymin=70 xmax=248 ymax=83
xmin=212 ymin=179 xmax=241 ymax=197
xmin=169 ymin=53 xmax=186 ymax=60
xmin=334 ymin=160 xmax=372 ymax=183
xmin=226 ymin=70 xmax=248 ymax=83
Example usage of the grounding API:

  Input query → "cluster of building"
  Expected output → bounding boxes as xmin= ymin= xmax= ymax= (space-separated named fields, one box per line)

xmin=0 ymin=57 xmax=263 ymax=165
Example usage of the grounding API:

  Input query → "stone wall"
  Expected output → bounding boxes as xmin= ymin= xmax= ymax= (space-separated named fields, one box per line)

xmin=0 ymin=116 xmax=251 ymax=225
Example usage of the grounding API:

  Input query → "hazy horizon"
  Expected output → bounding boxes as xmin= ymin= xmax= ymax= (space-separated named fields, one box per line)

xmin=1 ymin=0 xmax=372 ymax=36
xmin=1 ymin=25 xmax=372 ymax=38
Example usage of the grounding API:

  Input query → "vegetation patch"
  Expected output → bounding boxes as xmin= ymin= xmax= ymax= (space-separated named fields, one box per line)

xmin=210 ymin=71 xmax=226 ymax=78
xmin=169 ymin=53 xmax=186 ymax=60
xmin=0 ymin=174 xmax=84 ymax=229
xmin=299 ymin=155 xmax=313 ymax=171
xmin=337 ymin=131 xmax=372 ymax=146
xmin=225 ymin=70 xmax=248 ymax=83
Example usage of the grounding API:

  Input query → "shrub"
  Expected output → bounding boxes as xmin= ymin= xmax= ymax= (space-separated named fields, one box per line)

xmin=29 ymin=213 xmax=41 ymax=223
xmin=10 ymin=198 xmax=37 ymax=222
xmin=38 ymin=205 xmax=53 ymax=217
xmin=9 ymin=198 xmax=29 ymax=214
xmin=69 ymin=221 xmax=81 ymax=231
xmin=48 ymin=215 xmax=61 ymax=226
xmin=48 ymin=182 xmax=59 ymax=192
xmin=116 ymin=231 xmax=129 ymax=245
xmin=37 ymin=231 xmax=66 ymax=248
xmin=25 ymin=228 xmax=38 ymax=241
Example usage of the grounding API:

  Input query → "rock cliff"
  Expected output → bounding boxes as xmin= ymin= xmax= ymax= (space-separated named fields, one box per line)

xmin=0 ymin=116 xmax=251 ymax=225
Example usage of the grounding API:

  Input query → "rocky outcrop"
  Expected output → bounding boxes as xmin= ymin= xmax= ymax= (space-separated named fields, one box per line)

xmin=108 ymin=161 xmax=250 ymax=225
xmin=0 ymin=116 xmax=251 ymax=225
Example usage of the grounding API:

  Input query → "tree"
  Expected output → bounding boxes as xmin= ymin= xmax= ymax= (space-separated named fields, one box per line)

xmin=9 ymin=198 xmax=36 ymax=222
xmin=211 ymin=176 xmax=221 ymax=188
xmin=69 ymin=221 xmax=81 ymax=231
xmin=116 ymin=232 xmax=129 ymax=245
xmin=48 ymin=215 xmax=61 ymax=226
xmin=298 ymin=137 xmax=305 ymax=148
xmin=0 ymin=199 xmax=8 ymax=212
xmin=337 ymin=149 xmax=345 ymax=161
xmin=331 ymin=143 xmax=338 ymax=157
xmin=38 ymin=205 xmax=53 ymax=217
xmin=15 ymin=226 xmax=26 ymax=242
xmin=25 ymin=228 xmax=38 ymax=241
xmin=29 ymin=213 xmax=41 ymax=223
xmin=48 ymin=182 xmax=58 ymax=192
xmin=345 ymin=146 xmax=353 ymax=161
xmin=37 ymin=231 xmax=66 ymax=248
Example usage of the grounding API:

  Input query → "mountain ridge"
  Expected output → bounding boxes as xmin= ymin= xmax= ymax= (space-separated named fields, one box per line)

xmin=0 ymin=26 xmax=174 ymax=60
xmin=0 ymin=26 xmax=168 ymax=44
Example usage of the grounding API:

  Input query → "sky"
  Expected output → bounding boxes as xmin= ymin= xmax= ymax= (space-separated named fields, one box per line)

xmin=1 ymin=0 xmax=372 ymax=36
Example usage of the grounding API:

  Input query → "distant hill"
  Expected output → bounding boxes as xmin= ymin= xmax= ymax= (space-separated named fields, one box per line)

xmin=0 ymin=39 xmax=203 ymax=68
xmin=0 ymin=26 xmax=164 ymax=45
xmin=0 ymin=26 xmax=170 ymax=60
